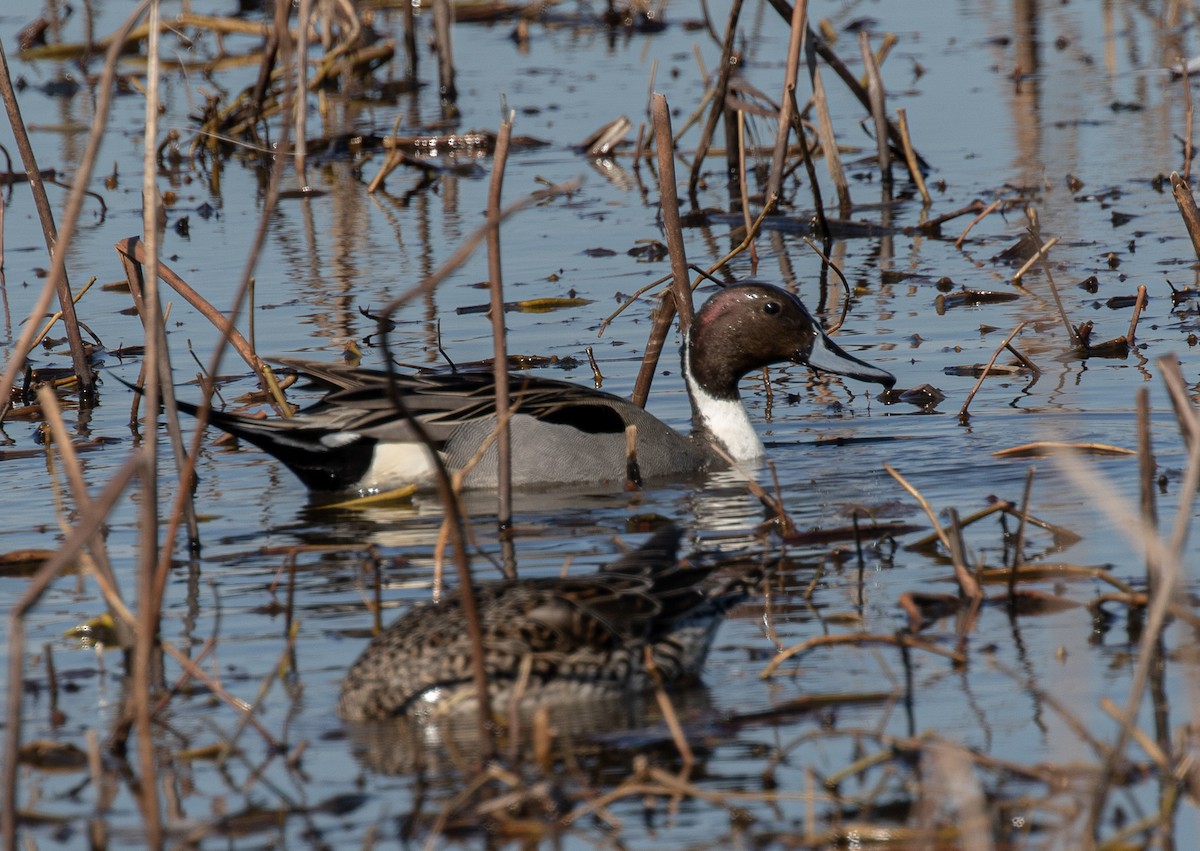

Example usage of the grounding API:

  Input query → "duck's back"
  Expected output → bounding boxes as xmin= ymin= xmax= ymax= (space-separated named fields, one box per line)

xmin=445 ymin=396 xmax=711 ymax=487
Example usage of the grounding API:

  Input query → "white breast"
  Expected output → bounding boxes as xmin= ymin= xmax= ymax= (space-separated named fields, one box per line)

xmin=690 ymin=391 xmax=765 ymax=461
xmin=359 ymin=441 xmax=438 ymax=493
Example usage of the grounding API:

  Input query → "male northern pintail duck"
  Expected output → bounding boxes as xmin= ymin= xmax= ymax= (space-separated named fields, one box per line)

xmin=179 ymin=283 xmax=894 ymax=495
xmin=337 ymin=523 xmax=757 ymax=721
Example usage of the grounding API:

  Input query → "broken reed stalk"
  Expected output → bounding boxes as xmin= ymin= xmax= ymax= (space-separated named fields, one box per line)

xmin=808 ymin=43 xmax=851 ymax=214
xmin=132 ymin=6 xmax=165 ymax=839
xmin=765 ymin=0 xmax=807 ymax=203
xmin=117 ymin=249 xmax=267 ymax=383
xmin=1011 ymin=235 xmax=1060 ymax=284
xmin=1159 ymin=355 xmax=1199 ymax=448
xmin=2 ymin=454 xmax=141 ymax=850
xmin=957 ymin=320 xmax=1028 ymax=422
xmin=1126 ymin=284 xmax=1147 ymax=344
xmin=687 ymin=0 xmax=744 ymax=199
xmin=858 ymin=31 xmax=891 ymax=191
xmin=656 ymin=94 xmax=695 ymax=331
xmin=760 ymin=631 xmax=964 ymax=679
xmin=0 ymin=39 xmax=94 ymax=402
xmin=896 ymin=108 xmax=930 ymax=204
xmin=631 ymin=94 xmax=693 ymax=409
xmin=1169 ymin=172 xmax=1200 ymax=261
xmin=486 ymin=112 xmax=516 ymax=572
xmin=944 ymin=509 xmax=982 ymax=607
xmin=0 ymin=0 xmax=154 ymax=421
xmin=883 ymin=463 xmax=952 ymax=553
xmin=1025 ymin=228 xmax=1083 ymax=349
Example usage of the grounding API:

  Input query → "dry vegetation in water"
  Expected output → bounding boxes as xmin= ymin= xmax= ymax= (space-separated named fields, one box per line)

xmin=5 ymin=0 xmax=1200 ymax=848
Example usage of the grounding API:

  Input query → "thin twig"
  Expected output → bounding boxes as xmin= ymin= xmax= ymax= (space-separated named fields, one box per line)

xmin=958 ymin=321 xmax=1029 ymax=422
xmin=884 ymin=463 xmax=952 ymax=553
xmin=896 ymin=108 xmax=930 ymax=204
xmin=858 ymin=30 xmax=891 ymax=190
xmin=1011 ymin=235 xmax=1061 ymax=284
xmin=954 ymin=198 xmax=1003 ymax=249
xmin=1024 ymin=228 xmax=1081 ymax=348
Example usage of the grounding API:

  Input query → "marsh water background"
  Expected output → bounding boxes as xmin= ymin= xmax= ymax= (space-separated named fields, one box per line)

xmin=3 ymin=0 xmax=1200 ymax=846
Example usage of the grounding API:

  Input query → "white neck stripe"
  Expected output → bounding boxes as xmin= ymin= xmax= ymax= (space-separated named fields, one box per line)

xmin=683 ymin=346 xmax=765 ymax=460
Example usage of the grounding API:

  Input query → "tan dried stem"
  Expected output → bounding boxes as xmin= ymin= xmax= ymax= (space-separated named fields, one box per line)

xmin=1025 ymin=227 xmax=1082 ymax=349
xmin=766 ymin=0 xmax=807 ymax=202
xmin=858 ymin=30 xmax=891 ymax=188
xmin=631 ymin=94 xmax=693 ymax=408
xmin=1169 ymin=172 xmax=1200 ymax=261
xmin=761 ymin=632 xmax=964 ymax=680
xmin=954 ymin=198 xmax=1003 ymax=249
xmin=132 ymin=4 xmax=165 ymax=839
xmin=958 ymin=321 xmax=1029 ymax=422
xmin=883 ymin=463 xmax=952 ymax=553
xmin=896 ymin=108 xmax=930 ymax=204
xmin=809 ymin=53 xmax=850 ymax=214
xmin=487 ymin=113 xmax=515 ymax=557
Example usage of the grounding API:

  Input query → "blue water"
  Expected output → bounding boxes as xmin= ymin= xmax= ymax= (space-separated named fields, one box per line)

xmin=2 ymin=0 xmax=1198 ymax=846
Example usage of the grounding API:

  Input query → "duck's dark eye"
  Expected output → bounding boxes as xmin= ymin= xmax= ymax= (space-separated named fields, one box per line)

xmin=763 ymin=301 xmax=780 ymax=315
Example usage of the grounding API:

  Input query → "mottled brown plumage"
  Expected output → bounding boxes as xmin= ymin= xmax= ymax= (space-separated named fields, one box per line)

xmin=337 ymin=525 xmax=755 ymax=722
